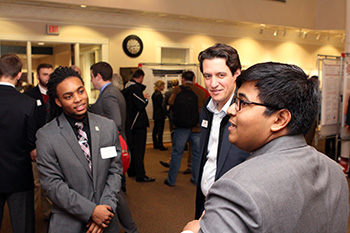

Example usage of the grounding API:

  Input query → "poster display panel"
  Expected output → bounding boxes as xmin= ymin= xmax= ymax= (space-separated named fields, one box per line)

xmin=320 ymin=57 xmax=341 ymax=137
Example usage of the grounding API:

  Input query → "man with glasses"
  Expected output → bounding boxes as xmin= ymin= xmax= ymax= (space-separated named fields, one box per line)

xmin=195 ymin=43 xmax=249 ymax=219
xmin=183 ymin=62 xmax=349 ymax=233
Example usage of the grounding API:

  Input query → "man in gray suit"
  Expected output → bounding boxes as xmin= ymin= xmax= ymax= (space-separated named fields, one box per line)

xmin=90 ymin=62 xmax=138 ymax=233
xmin=36 ymin=66 xmax=123 ymax=233
xmin=183 ymin=62 xmax=349 ymax=233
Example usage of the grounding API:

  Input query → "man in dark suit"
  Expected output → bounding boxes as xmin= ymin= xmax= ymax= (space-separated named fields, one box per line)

xmin=24 ymin=63 xmax=53 ymax=220
xmin=90 ymin=62 xmax=138 ymax=233
xmin=0 ymin=54 xmax=37 ymax=233
xmin=36 ymin=66 xmax=123 ymax=233
xmin=195 ymin=43 xmax=249 ymax=219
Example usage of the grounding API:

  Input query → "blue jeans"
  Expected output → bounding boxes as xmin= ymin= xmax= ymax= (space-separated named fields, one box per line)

xmin=166 ymin=128 xmax=200 ymax=186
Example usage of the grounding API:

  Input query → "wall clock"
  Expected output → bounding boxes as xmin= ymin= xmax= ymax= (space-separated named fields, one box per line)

xmin=123 ymin=35 xmax=143 ymax=58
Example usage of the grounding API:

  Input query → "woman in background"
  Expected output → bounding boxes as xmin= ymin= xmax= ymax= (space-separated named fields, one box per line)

xmin=152 ymin=80 xmax=167 ymax=150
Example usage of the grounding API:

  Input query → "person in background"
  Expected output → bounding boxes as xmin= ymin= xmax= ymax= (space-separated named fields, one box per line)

xmin=89 ymin=62 xmax=138 ymax=233
xmin=70 ymin=65 xmax=82 ymax=76
xmin=0 ymin=54 xmax=37 ymax=233
xmin=24 ymin=63 xmax=53 ymax=221
xmin=36 ymin=66 xmax=123 ymax=233
xmin=195 ymin=43 xmax=249 ymax=219
xmin=152 ymin=80 xmax=168 ymax=151
xmin=111 ymin=73 xmax=125 ymax=91
xmin=123 ymin=69 xmax=155 ymax=182
xmin=164 ymin=71 xmax=207 ymax=186
xmin=183 ymin=62 xmax=349 ymax=233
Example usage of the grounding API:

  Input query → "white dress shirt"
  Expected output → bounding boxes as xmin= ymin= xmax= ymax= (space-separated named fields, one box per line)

xmin=201 ymin=94 xmax=234 ymax=197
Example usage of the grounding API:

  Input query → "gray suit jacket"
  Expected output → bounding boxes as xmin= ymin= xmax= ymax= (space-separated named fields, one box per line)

xmin=91 ymin=83 xmax=126 ymax=138
xmin=36 ymin=112 xmax=123 ymax=233
xmin=200 ymin=135 xmax=349 ymax=233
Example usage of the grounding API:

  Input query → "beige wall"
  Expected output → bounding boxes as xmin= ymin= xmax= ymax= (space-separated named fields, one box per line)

xmin=0 ymin=18 xmax=342 ymax=77
xmin=38 ymin=0 xmax=345 ymax=30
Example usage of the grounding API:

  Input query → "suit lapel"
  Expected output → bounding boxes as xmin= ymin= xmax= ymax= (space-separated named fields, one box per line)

xmin=215 ymin=115 xmax=230 ymax=178
xmin=58 ymin=114 xmax=93 ymax=180
xmin=88 ymin=112 xmax=100 ymax=188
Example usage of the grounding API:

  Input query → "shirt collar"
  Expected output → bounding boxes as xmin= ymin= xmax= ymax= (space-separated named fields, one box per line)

xmin=100 ymin=82 xmax=111 ymax=93
xmin=64 ymin=113 xmax=89 ymax=128
xmin=38 ymin=83 xmax=48 ymax=95
xmin=207 ymin=93 xmax=234 ymax=115
xmin=0 ymin=82 xmax=15 ymax=88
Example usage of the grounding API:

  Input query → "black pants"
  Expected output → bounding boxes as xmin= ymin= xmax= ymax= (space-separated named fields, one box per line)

xmin=127 ymin=128 xmax=147 ymax=179
xmin=0 ymin=189 xmax=35 ymax=233
xmin=152 ymin=119 xmax=165 ymax=148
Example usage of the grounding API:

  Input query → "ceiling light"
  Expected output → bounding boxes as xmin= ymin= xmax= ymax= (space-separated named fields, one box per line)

xmin=259 ymin=24 xmax=265 ymax=35
xmin=38 ymin=42 xmax=45 ymax=46
xmin=316 ymin=34 xmax=321 ymax=40
xmin=80 ymin=4 xmax=87 ymax=8
xmin=303 ymin=31 xmax=307 ymax=39
xmin=273 ymin=29 xmax=278 ymax=37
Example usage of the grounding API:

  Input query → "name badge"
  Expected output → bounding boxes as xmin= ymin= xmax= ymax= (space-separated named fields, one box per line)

xmin=201 ymin=119 xmax=208 ymax=128
xmin=100 ymin=146 xmax=118 ymax=159
xmin=36 ymin=99 xmax=42 ymax=106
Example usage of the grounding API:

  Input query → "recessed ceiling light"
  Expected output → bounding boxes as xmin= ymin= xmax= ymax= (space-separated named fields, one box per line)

xmin=80 ymin=4 xmax=87 ymax=8
xmin=38 ymin=42 xmax=45 ymax=46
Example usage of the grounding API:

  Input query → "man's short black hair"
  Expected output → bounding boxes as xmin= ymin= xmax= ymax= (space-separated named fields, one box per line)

xmin=90 ymin=62 xmax=113 ymax=81
xmin=37 ymin=63 xmax=53 ymax=74
xmin=47 ymin=66 xmax=84 ymax=121
xmin=237 ymin=62 xmax=320 ymax=135
xmin=133 ymin=69 xmax=144 ymax=79
xmin=198 ymin=43 xmax=241 ymax=76
xmin=182 ymin=70 xmax=195 ymax=82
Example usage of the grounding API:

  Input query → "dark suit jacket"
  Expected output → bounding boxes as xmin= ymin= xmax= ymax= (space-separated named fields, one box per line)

xmin=36 ymin=112 xmax=123 ymax=233
xmin=90 ymin=83 xmax=126 ymax=138
xmin=0 ymin=84 xmax=37 ymax=193
xmin=195 ymin=97 xmax=249 ymax=219
xmin=24 ymin=85 xmax=48 ymax=129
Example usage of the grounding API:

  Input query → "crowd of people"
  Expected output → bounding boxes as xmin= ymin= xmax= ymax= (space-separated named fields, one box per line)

xmin=0 ymin=42 xmax=349 ymax=233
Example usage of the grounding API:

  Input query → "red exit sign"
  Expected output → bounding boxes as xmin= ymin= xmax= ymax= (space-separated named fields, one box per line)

xmin=46 ymin=24 xmax=60 ymax=35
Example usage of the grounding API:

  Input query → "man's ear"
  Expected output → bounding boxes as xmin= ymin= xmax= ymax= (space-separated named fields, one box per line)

xmin=234 ymin=69 xmax=241 ymax=77
xmin=16 ymin=71 xmax=22 ymax=80
xmin=271 ymin=109 xmax=291 ymax=132
xmin=55 ymin=97 xmax=62 ymax=108
xmin=97 ymin=73 xmax=103 ymax=81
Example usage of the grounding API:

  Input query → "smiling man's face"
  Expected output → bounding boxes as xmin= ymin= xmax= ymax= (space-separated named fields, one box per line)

xmin=55 ymin=76 xmax=88 ymax=120
xmin=203 ymin=58 xmax=240 ymax=111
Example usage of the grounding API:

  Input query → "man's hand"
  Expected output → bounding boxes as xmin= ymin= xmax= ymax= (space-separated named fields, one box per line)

xmin=182 ymin=211 xmax=205 ymax=233
xmin=30 ymin=149 xmax=37 ymax=161
xmin=182 ymin=220 xmax=200 ymax=233
xmin=86 ymin=221 xmax=104 ymax=233
xmin=90 ymin=205 xmax=114 ymax=228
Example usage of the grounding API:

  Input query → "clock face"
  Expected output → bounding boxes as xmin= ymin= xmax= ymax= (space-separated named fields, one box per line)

xmin=123 ymin=35 xmax=143 ymax=58
xmin=127 ymin=39 xmax=141 ymax=54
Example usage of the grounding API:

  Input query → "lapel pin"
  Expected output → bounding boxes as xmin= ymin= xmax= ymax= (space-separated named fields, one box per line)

xmin=95 ymin=126 xmax=100 ymax=131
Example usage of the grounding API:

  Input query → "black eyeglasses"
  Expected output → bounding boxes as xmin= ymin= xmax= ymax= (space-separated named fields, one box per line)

xmin=232 ymin=96 xmax=279 ymax=112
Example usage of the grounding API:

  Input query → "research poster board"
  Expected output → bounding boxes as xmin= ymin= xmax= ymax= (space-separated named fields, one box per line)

xmin=140 ymin=63 xmax=199 ymax=118
xmin=319 ymin=56 xmax=341 ymax=137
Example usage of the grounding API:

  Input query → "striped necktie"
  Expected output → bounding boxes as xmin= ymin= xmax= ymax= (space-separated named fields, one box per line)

xmin=75 ymin=122 xmax=92 ymax=173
